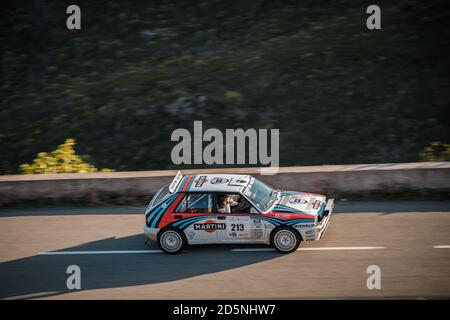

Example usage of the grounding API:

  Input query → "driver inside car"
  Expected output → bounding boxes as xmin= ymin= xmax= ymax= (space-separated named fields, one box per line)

xmin=217 ymin=194 xmax=239 ymax=213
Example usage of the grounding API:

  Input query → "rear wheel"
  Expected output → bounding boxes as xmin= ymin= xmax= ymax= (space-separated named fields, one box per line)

xmin=158 ymin=228 xmax=186 ymax=254
xmin=270 ymin=227 xmax=301 ymax=253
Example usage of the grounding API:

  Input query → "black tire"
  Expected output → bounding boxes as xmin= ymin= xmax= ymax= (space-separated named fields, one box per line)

xmin=157 ymin=227 xmax=186 ymax=254
xmin=270 ymin=227 xmax=301 ymax=253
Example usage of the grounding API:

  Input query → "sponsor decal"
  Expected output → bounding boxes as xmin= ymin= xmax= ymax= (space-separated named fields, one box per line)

xmin=210 ymin=177 xmax=230 ymax=184
xmin=312 ymin=200 xmax=321 ymax=210
xmin=229 ymin=232 xmax=237 ymax=237
xmin=251 ymin=229 xmax=263 ymax=239
xmin=194 ymin=175 xmax=208 ymax=187
xmin=227 ymin=178 xmax=248 ymax=187
xmin=293 ymin=223 xmax=315 ymax=228
xmin=305 ymin=230 xmax=315 ymax=234
xmin=169 ymin=170 xmax=183 ymax=193
xmin=187 ymin=231 xmax=196 ymax=240
xmin=193 ymin=220 xmax=226 ymax=233
xmin=289 ymin=196 xmax=308 ymax=204
xmin=233 ymin=179 xmax=247 ymax=184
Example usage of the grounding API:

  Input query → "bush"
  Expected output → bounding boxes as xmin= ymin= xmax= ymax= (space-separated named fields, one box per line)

xmin=419 ymin=142 xmax=450 ymax=162
xmin=20 ymin=139 xmax=113 ymax=174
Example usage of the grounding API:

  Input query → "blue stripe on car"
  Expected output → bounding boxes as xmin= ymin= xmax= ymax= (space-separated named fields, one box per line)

xmin=166 ymin=214 xmax=315 ymax=231
xmin=274 ymin=204 xmax=316 ymax=216
xmin=186 ymin=175 xmax=196 ymax=191
xmin=147 ymin=206 xmax=164 ymax=226
xmin=151 ymin=194 xmax=180 ymax=228
xmin=285 ymin=219 xmax=316 ymax=225
xmin=179 ymin=217 xmax=209 ymax=229
xmin=172 ymin=215 xmax=210 ymax=229
xmin=274 ymin=205 xmax=303 ymax=214
xmin=171 ymin=216 xmax=201 ymax=227
xmin=177 ymin=176 xmax=188 ymax=192
xmin=147 ymin=193 xmax=179 ymax=226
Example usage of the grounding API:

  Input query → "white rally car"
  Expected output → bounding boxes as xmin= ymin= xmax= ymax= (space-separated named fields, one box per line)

xmin=144 ymin=171 xmax=334 ymax=254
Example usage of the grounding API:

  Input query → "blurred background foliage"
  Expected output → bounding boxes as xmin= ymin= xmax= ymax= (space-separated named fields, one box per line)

xmin=419 ymin=142 xmax=450 ymax=162
xmin=20 ymin=138 xmax=113 ymax=174
xmin=1 ymin=0 xmax=449 ymax=174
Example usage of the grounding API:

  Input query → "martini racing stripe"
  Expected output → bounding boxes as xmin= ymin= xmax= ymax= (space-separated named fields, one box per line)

xmin=151 ymin=194 xmax=180 ymax=228
xmin=165 ymin=215 xmax=315 ymax=231
xmin=182 ymin=175 xmax=193 ymax=192
xmin=177 ymin=176 xmax=189 ymax=193
xmin=147 ymin=193 xmax=179 ymax=227
xmin=146 ymin=192 xmax=178 ymax=221
xmin=186 ymin=174 xmax=196 ymax=191
xmin=145 ymin=192 xmax=176 ymax=219
xmin=274 ymin=206 xmax=300 ymax=214
xmin=150 ymin=206 xmax=167 ymax=228
xmin=274 ymin=204 xmax=317 ymax=217
xmin=284 ymin=218 xmax=316 ymax=225
xmin=252 ymin=216 xmax=314 ymax=226
xmin=274 ymin=204 xmax=309 ymax=215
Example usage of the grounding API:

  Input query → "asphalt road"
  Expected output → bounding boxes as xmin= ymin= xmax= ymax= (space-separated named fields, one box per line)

xmin=1 ymin=201 xmax=450 ymax=299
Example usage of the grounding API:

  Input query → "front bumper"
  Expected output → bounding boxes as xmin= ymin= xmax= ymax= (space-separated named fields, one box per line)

xmin=315 ymin=198 xmax=334 ymax=240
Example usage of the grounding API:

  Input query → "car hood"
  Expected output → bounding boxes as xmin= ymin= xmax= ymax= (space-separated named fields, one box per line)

xmin=273 ymin=191 xmax=326 ymax=216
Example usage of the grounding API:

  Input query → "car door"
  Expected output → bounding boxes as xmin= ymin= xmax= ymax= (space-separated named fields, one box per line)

xmin=215 ymin=193 xmax=263 ymax=243
xmin=175 ymin=193 xmax=224 ymax=244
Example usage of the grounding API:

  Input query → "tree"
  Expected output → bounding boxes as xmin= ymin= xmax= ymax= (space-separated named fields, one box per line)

xmin=20 ymin=139 xmax=113 ymax=174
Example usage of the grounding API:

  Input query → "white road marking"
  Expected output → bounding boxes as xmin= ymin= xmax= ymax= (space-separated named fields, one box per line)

xmin=231 ymin=246 xmax=385 ymax=252
xmin=301 ymin=246 xmax=386 ymax=251
xmin=39 ymin=250 xmax=162 ymax=255
xmin=433 ymin=245 xmax=450 ymax=249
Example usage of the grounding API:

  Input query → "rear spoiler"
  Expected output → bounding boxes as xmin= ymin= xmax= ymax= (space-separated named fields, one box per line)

xmin=169 ymin=170 xmax=183 ymax=193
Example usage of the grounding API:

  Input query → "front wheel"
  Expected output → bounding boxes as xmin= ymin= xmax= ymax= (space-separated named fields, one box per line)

xmin=270 ymin=227 xmax=301 ymax=253
xmin=158 ymin=228 xmax=186 ymax=254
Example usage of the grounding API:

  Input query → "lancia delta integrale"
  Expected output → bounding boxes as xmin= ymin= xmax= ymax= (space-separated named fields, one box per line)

xmin=144 ymin=171 xmax=334 ymax=254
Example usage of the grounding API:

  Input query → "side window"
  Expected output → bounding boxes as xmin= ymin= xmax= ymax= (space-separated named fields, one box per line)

xmin=175 ymin=193 xmax=212 ymax=214
xmin=151 ymin=185 xmax=170 ymax=207
xmin=216 ymin=194 xmax=253 ymax=214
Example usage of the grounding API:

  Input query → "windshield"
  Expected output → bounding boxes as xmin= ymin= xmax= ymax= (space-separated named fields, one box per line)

xmin=243 ymin=178 xmax=278 ymax=212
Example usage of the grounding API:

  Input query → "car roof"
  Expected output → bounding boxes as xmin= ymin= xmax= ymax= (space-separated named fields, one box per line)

xmin=176 ymin=174 xmax=252 ymax=193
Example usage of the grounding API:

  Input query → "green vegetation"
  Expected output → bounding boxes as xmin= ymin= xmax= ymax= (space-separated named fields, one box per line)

xmin=419 ymin=142 xmax=450 ymax=162
xmin=20 ymin=139 xmax=113 ymax=174
xmin=1 ymin=1 xmax=449 ymax=174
